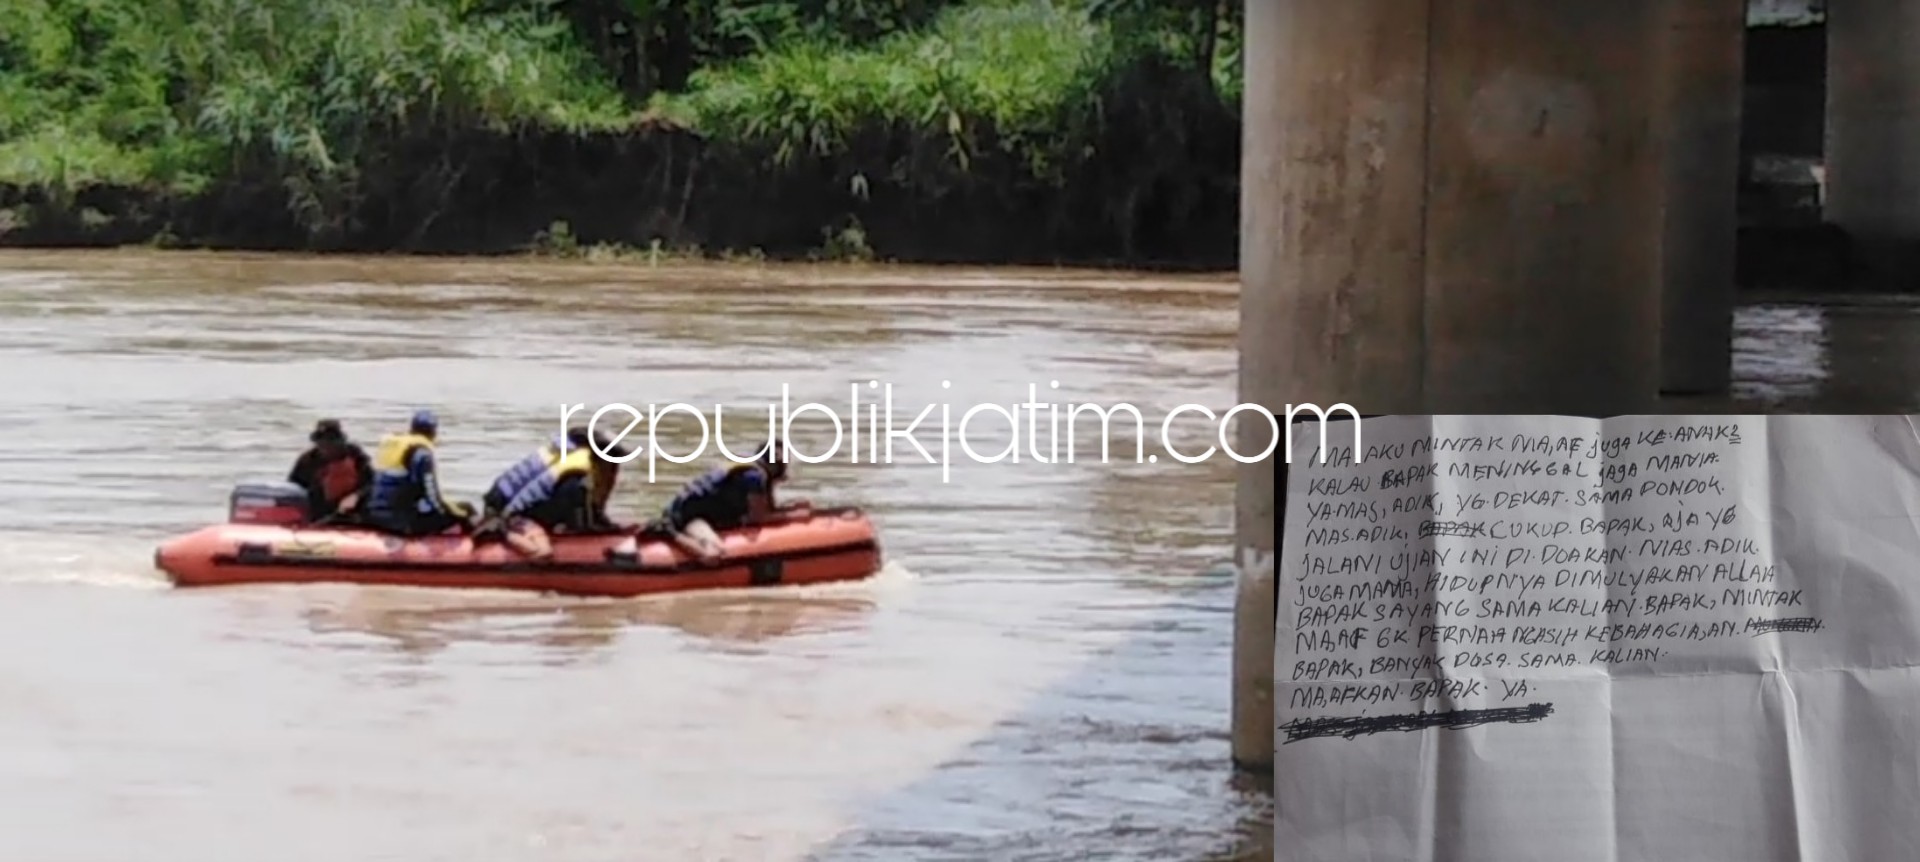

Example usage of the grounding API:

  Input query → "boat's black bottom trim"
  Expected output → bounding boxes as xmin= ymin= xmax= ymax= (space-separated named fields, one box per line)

xmin=208 ymin=539 xmax=880 ymax=577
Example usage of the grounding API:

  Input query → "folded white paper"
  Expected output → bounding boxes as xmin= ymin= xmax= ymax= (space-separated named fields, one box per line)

xmin=1277 ymin=414 xmax=1920 ymax=862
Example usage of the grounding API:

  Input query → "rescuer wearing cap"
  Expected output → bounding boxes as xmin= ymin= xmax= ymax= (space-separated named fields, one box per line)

xmin=361 ymin=409 xmax=477 ymax=536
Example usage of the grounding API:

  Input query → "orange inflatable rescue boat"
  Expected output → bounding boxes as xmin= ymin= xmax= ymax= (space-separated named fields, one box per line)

xmin=154 ymin=482 xmax=883 ymax=598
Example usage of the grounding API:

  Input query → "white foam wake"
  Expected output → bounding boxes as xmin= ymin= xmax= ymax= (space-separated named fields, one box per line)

xmin=0 ymin=531 xmax=170 ymax=589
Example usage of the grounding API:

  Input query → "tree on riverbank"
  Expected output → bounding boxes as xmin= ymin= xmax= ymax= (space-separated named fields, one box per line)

xmin=0 ymin=0 xmax=1241 ymax=267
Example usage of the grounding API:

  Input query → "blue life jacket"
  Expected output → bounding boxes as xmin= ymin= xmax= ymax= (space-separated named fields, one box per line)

xmin=490 ymin=434 xmax=597 ymax=517
xmin=488 ymin=434 xmax=568 ymax=507
xmin=666 ymin=462 xmax=769 ymax=528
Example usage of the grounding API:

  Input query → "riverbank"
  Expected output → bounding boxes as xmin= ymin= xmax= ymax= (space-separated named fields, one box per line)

xmin=1 ymin=0 xmax=1869 ymax=279
xmin=0 ymin=0 xmax=1242 ymax=269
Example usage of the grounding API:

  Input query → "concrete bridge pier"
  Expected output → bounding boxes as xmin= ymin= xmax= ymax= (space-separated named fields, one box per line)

xmin=1233 ymin=0 xmax=1667 ymax=775
xmin=1826 ymin=0 xmax=1920 ymax=290
xmin=1657 ymin=0 xmax=1745 ymax=395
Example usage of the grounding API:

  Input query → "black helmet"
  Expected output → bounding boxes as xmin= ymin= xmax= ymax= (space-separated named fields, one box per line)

xmin=758 ymin=439 xmax=788 ymax=479
xmin=592 ymin=426 xmax=635 ymax=460
xmin=560 ymin=424 xmax=630 ymax=460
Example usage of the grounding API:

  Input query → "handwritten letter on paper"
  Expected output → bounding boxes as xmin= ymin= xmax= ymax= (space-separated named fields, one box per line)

xmin=1277 ymin=415 xmax=1920 ymax=862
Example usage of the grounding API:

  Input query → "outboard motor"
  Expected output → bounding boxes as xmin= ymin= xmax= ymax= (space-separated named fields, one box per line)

xmin=229 ymin=482 xmax=310 ymax=526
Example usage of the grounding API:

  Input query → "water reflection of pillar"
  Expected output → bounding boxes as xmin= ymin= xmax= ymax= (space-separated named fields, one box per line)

xmin=1826 ymin=0 xmax=1920 ymax=289
xmin=1658 ymin=0 xmax=1745 ymax=395
xmin=1234 ymin=0 xmax=1665 ymax=777
xmin=1799 ymin=305 xmax=1920 ymax=412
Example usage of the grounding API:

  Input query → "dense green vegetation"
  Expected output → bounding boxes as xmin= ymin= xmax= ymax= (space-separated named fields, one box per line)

xmin=0 ymin=0 xmax=1242 ymax=266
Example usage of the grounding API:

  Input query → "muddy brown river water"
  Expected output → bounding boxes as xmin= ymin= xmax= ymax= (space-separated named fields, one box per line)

xmin=0 ymin=248 xmax=1909 ymax=860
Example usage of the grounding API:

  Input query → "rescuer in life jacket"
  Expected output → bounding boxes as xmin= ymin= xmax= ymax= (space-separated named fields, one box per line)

xmin=361 ymin=409 xmax=477 ymax=536
xmin=287 ymin=418 xmax=372 ymax=523
xmin=477 ymin=426 xmax=633 ymax=560
xmin=655 ymin=438 xmax=808 ymax=562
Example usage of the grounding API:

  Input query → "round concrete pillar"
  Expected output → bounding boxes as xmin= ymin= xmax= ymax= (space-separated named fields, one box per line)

xmin=1657 ymin=0 xmax=1746 ymax=395
xmin=1244 ymin=0 xmax=1662 ymax=416
xmin=1234 ymin=0 xmax=1667 ymax=778
xmin=1826 ymin=0 xmax=1920 ymax=290
xmin=1231 ymin=0 xmax=1284 ymax=775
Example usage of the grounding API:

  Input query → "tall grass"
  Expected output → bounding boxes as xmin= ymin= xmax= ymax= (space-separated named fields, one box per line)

xmin=0 ymin=0 xmax=1240 ymax=259
xmin=0 ymin=0 xmax=625 ymax=201
xmin=652 ymin=0 xmax=1238 ymax=263
xmin=656 ymin=1 xmax=1124 ymax=184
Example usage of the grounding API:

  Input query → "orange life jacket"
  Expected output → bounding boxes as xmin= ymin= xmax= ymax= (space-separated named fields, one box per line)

xmin=315 ymin=452 xmax=362 ymax=504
